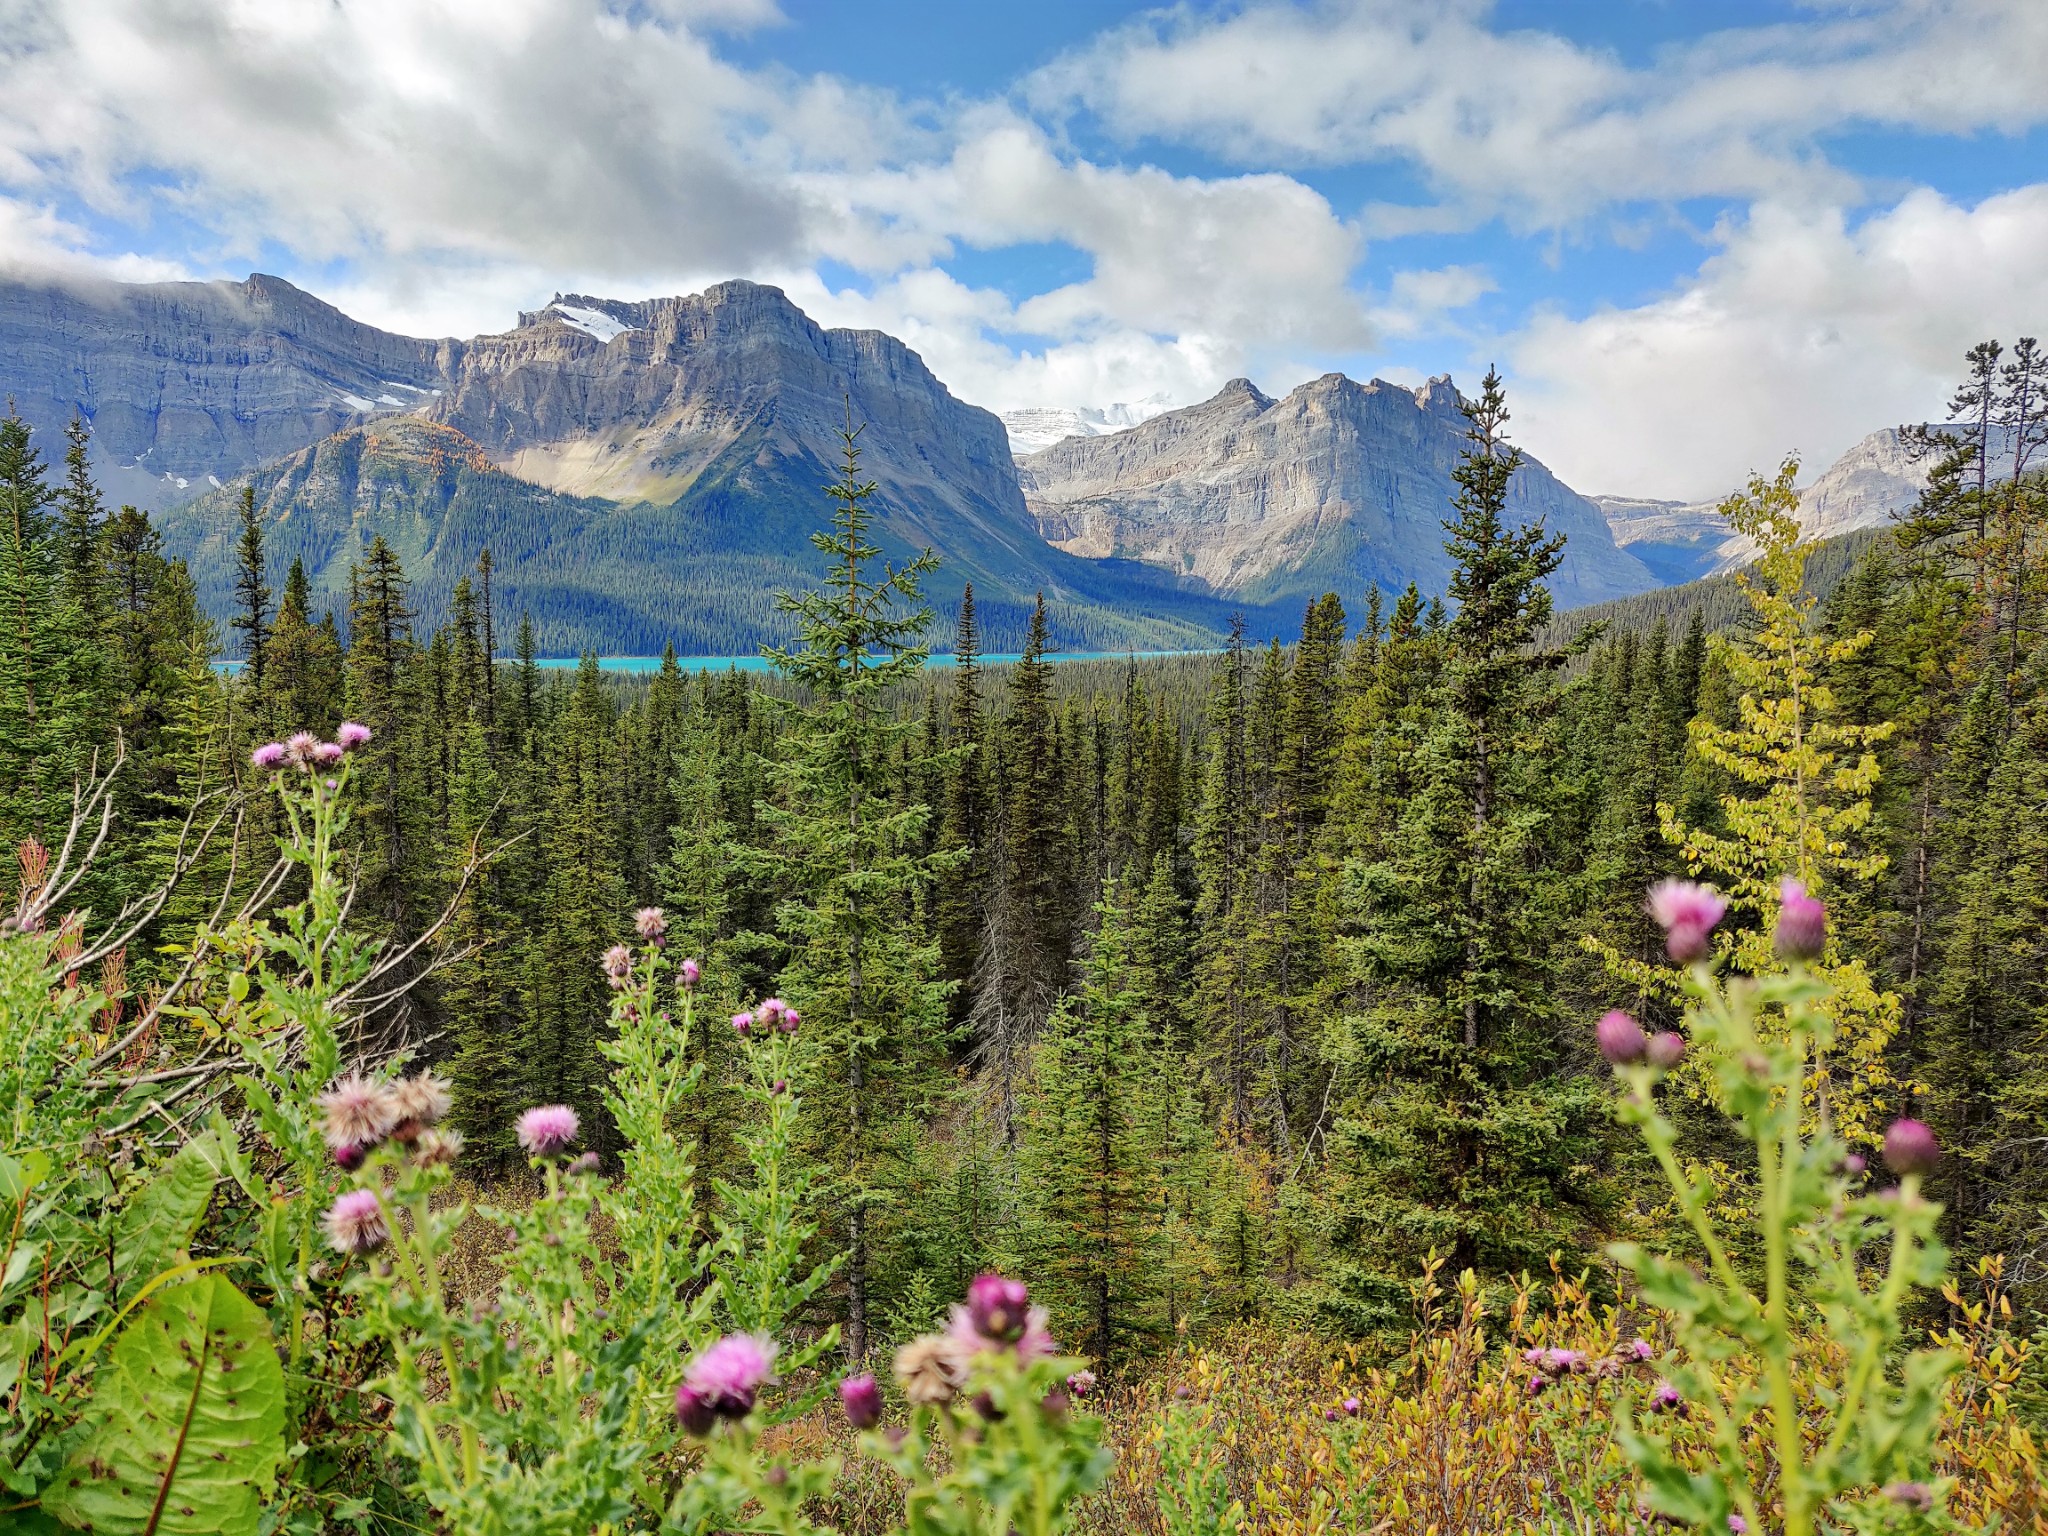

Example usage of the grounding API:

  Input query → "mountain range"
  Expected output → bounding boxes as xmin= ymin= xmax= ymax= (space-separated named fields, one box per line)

xmin=0 ymin=268 xmax=1940 ymax=656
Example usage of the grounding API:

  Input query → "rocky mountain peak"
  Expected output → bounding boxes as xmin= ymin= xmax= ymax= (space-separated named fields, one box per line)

xmin=1019 ymin=367 xmax=1653 ymax=609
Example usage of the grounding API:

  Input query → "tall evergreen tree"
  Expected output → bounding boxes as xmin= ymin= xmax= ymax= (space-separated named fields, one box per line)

xmin=1012 ymin=875 xmax=1164 ymax=1367
xmin=230 ymin=486 xmax=271 ymax=697
xmin=1321 ymin=369 xmax=1605 ymax=1318
xmin=758 ymin=415 xmax=957 ymax=1366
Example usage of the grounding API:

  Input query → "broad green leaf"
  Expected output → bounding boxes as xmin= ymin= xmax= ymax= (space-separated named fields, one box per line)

xmin=110 ymin=1134 xmax=224 ymax=1302
xmin=42 ymin=1274 xmax=285 ymax=1536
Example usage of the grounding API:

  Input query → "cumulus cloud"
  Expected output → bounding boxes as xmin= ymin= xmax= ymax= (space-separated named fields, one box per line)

xmin=1033 ymin=0 xmax=2048 ymax=230
xmin=1507 ymin=185 xmax=2048 ymax=500
xmin=0 ymin=0 xmax=2043 ymax=497
xmin=0 ymin=0 xmax=809 ymax=276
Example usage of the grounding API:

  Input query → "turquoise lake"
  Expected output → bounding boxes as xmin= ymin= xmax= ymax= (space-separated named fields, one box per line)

xmin=219 ymin=651 xmax=1204 ymax=675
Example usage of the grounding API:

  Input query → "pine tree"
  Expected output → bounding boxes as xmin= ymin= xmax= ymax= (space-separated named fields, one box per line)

xmin=757 ymin=414 xmax=958 ymax=1365
xmin=1012 ymin=875 xmax=1164 ymax=1367
xmin=230 ymin=486 xmax=270 ymax=697
xmin=346 ymin=536 xmax=418 ymax=931
xmin=1192 ymin=616 xmax=1256 ymax=1134
xmin=936 ymin=585 xmax=989 ymax=1024
xmin=1321 ymin=368 xmax=1607 ymax=1314
xmin=0 ymin=408 xmax=94 ymax=848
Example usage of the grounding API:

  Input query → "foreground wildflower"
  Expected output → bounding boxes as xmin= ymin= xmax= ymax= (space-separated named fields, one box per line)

xmin=680 ymin=1333 xmax=776 ymax=1424
xmin=601 ymin=943 xmax=634 ymax=988
xmin=840 ymin=1372 xmax=883 ymax=1429
xmin=1647 ymin=879 xmax=1727 ymax=963
xmin=516 ymin=1103 xmax=581 ymax=1157
xmin=321 ymin=1073 xmax=399 ymax=1151
xmin=324 ymin=1189 xmax=389 ymax=1255
xmin=336 ymin=720 xmax=373 ymax=751
xmin=1883 ymin=1117 xmax=1939 ymax=1176
xmin=1596 ymin=1010 xmax=1648 ymax=1065
xmin=251 ymin=741 xmax=289 ymax=770
xmin=1775 ymin=877 xmax=1827 ymax=960
xmin=896 ymin=1334 xmax=971 ymax=1405
xmin=389 ymin=1070 xmax=452 ymax=1132
xmin=634 ymin=906 xmax=667 ymax=945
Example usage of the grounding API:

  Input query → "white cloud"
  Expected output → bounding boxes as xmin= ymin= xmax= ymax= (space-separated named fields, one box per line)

xmin=1507 ymin=185 xmax=2048 ymax=500
xmin=0 ymin=0 xmax=808 ymax=276
xmin=1032 ymin=0 xmax=2048 ymax=230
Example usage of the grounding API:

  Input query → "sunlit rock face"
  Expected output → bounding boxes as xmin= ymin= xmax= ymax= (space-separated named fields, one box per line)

xmin=1018 ymin=372 xmax=1658 ymax=610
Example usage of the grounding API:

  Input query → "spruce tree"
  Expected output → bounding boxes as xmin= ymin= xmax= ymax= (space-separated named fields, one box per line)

xmin=758 ymin=415 xmax=957 ymax=1366
xmin=230 ymin=485 xmax=270 ymax=697
xmin=1012 ymin=875 xmax=1164 ymax=1366
xmin=1322 ymin=368 xmax=1605 ymax=1317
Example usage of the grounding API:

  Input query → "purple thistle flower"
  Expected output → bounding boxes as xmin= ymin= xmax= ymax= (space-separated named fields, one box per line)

xmin=1066 ymin=1369 xmax=1097 ymax=1397
xmin=1646 ymin=1031 xmax=1686 ymax=1070
xmin=1522 ymin=1347 xmax=1546 ymax=1366
xmin=839 ymin=1372 xmax=882 ymax=1429
xmin=1647 ymin=880 xmax=1727 ymax=963
xmin=770 ymin=1079 xmax=787 ymax=1096
xmin=679 ymin=957 xmax=701 ymax=988
xmin=674 ymin=1383 xmax=716 ymax=1436
xmin=568 ymin=1151 xmax=603 ymax=1176
xmin=286 ymin=730 xmax=320 ymax=768
xmin=731 ymin=1011 xmax=754 ymax=1036
xmin=1342 ymin=1396 xmax=1360 ymax=1416
xmin=634 ymin=907 xmax=667 ymax=945
xmin=1842 ymin=1153 xmax=1867 ymax=1176
xmin=1596 ymin=1010 xmax=1648 ymax=1066
xmin=1728 ymin=1517 xmax=1748 ymax=1534
xmin=320 ymin=1074 xmax=399 ymax=1152
xmin=1883 ymin=1118 xmax=1940 ymax=1177
xmin=684 ymin=1333 xmax=777 ymax=1418
xmin=515 ymin=1104 xmax=580 ymax=1157
xmin=758 ymin=996 xmax=787 ymax=1026
xmin=1323 ymin=1406 xmax=1339 ymax=1421
xmin=1775 ymin=877 xmax=1827 ymax=961
xmin=333 ymin=1142 xmax=368 ymax=1172
xmin=1623 ymin=1338 xmax=1655 ymax=1362
xmin=312 ymin=740 xmax=345 ymax=767
xmin=251 ymin=741 xmax=288 ymax=771
xmin=1541 ymin=1347 xmax=1587 ymax=1375
xmin=780 ymin=1008 xmax=800 ymax=1034
xmin=965 ymin=1273 xmax=1031 ymax=1344
xmin=601 ymin=944 xmax=633 ymax=989
xmin=1526 ymin=1374 xmax=1550 ymax=1397
xmin=323 ymin=1189 xmax=388 ymax=1255
xmin=1886 ymin=1483 xmax=1934 ymax=1512
xmin=1651 ymin=1380 xmax=1684 ymax=1411
xmin=337 ymin=720 xmax=373 ymax=752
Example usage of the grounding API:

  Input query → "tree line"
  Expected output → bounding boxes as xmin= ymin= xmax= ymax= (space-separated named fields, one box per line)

xmin=3 ymin=337 xmax=2045 ymax=1368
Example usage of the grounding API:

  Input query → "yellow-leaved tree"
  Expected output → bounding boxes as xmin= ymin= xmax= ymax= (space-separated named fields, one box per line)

xmin=1655 ymin=458 xmax=1901 ymax=1143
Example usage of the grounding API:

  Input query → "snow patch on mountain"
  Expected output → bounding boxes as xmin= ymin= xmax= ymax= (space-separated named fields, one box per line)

xmin=550 ymin=303 xmax=638 ymax=344
xmin=1001 ymin=397 xmax=1176 ymax=455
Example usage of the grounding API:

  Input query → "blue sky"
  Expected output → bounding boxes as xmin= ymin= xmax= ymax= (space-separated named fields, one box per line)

xmin=3 ymin=0 xmax=2045 ymax=497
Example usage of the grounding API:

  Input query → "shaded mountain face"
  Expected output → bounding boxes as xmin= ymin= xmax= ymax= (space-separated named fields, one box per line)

xmin=0 ymin=272 xmax=447 ymax=510
xmin=159 ymin=414 xmax=1245 ymax=657
xmin=1017 ymin=373 xmax=1658 ymax=611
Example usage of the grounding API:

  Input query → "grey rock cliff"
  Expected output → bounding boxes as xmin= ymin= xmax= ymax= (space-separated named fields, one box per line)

xmin=0 ymin=272 xmax=447 ymax=508
xmin=1017 ymin=372 xmax=1658 ymax=610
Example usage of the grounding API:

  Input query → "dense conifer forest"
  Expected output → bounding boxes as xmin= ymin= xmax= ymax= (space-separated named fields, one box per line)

xmin=6 ymin=346 xmax=2048 ymax=1355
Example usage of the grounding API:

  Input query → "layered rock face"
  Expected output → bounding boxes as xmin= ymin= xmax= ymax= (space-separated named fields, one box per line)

xmin=416 ymin=282 xmax=1050 ymax=582
xmin=0 ymin=272 xmax=446 ymax=508
xmin=1018 ymin=373 xmax=1658 ymax=610
xmin=1594 ymin=424 xmax=2022 ymax=580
